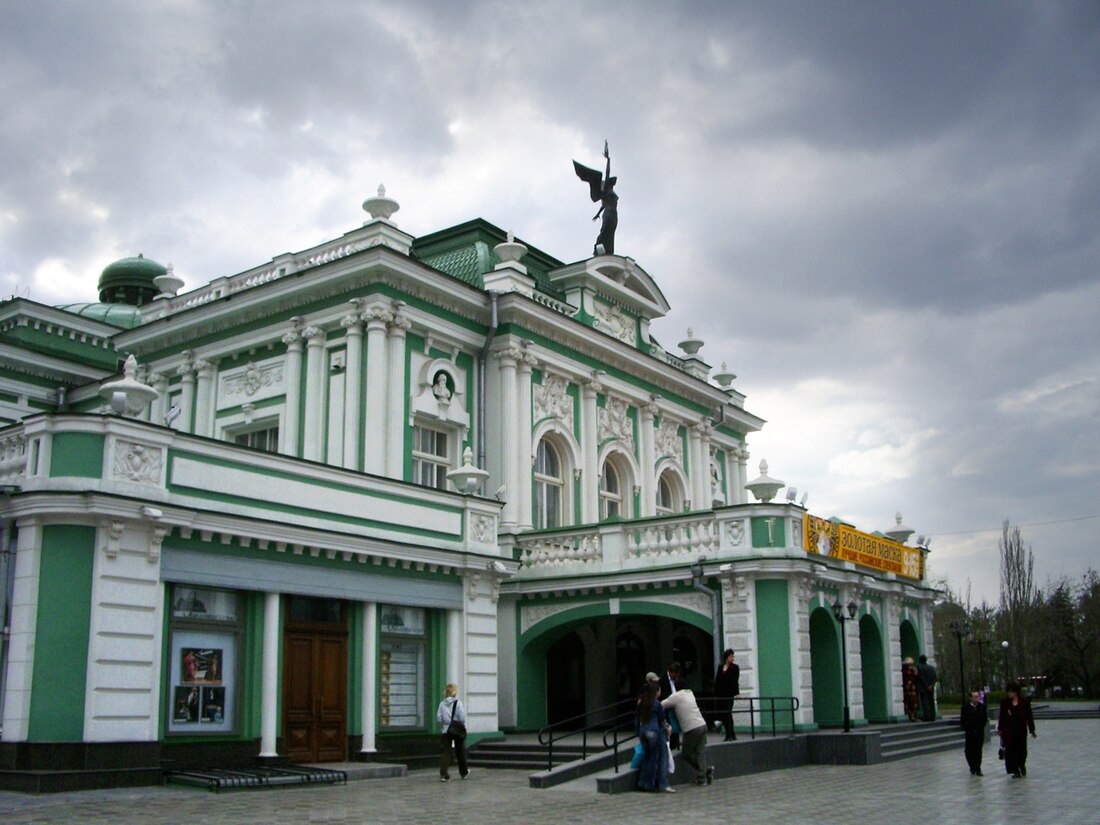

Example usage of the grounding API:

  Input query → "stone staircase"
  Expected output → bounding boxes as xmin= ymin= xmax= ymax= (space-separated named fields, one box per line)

xmin=877 ymin=719 xmax=968 ymax=762
xmin=1031 ymin=704 xmax=1100 ymax=720
xmin=467 ymin=738 xmax=592 ymax=772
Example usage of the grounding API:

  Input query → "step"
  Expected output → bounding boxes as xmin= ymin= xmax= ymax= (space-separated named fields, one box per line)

xmin=882 ymin=738 xmax=966 ymax=762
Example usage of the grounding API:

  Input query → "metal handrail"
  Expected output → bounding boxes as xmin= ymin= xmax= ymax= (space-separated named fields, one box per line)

xmin=603 ymin=695 xmax=801 ymax=773
xmin=536 ymin=697 xmax=636 ymax=771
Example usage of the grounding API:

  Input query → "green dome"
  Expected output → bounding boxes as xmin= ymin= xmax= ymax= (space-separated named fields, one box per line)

xmin=56 ymin=302 xmax=146 ymax=329
xmin=97 ymin=253 xmax=166 ymax=305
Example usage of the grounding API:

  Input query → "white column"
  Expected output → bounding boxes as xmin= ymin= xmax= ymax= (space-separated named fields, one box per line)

xmin=638 ymin=398 xmax=658 ymax=517
xmin=516 ymin=349 xmax=537 ymax=530
xmin=281 ymin=326 xmax=304 ymax=456
xmin=385 ymin=310 xmax=411 ymax=479
xmin=687 ymin=423 xmax=704 ymax=510
xmin=363 ymin=304 xmax=391 ymax=475
xmin=193 ymin=359 xmax=215 ymax=438
xmin=497 ymin=347 xmax=521 ymax=528
xmin=342 ymin=313 xmax=364 ymax=471
xmin=301 ymin=326 xmax=325 ymax=461
xmin=360 ymin=601 xmax=377 ymax=754
xmin=579 ymin=374 xmax=602 ymax=523
xmin=447 ymin=608 xmax=464 ymax=686
xmin=149 ymin=372 xmax=168 ymax=426
xmin=177 ymin=355 xmax=195 ymax=434
xmin=260 ymin=591 xmax=281 ymax=757
xmin=736 ymin=447 xmax=749 ymax=504
xmin=699 ymin=421 xmax=714 ymax=508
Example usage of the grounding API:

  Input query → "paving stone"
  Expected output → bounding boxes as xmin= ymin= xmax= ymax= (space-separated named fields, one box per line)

xmin=0 ymin=720 xmax=1092 ymax=824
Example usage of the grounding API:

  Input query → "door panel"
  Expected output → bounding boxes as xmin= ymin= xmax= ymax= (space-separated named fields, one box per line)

xmin=283 ymin=628 xmax=348 ymax=762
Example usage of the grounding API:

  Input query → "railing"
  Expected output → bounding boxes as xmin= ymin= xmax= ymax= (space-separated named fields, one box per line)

xmin=516 ymin=527 xmax=603 ymax=569
xmin=537 ymin=698 xmax=636 ymax=771
xmin=602 ymin=695 xmax=801 ymax=773
xmin=625 ymin=512 xmax=719 ymax=559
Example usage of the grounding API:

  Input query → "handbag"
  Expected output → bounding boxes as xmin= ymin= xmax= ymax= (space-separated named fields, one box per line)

xmin=447 ymin=700 xmax=467 ymax=738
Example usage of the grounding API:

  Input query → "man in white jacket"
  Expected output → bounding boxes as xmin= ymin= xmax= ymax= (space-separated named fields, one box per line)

xmin=661 ymin=684 xmax=714 ymax=786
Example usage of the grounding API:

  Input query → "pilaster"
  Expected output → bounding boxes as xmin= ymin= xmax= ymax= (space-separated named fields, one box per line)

xmin=516 ymin=348 xmax=537 ymax=530
xmin=638 ymin=397 xmax=658 ymax=517
xmin=341 ymin=311 xmax=364 ymax=471
xmin=496 ymin=347 xmax=521 ymax=528
xmin=301 ymin=326 xmax=326 ymax=462
xmin=579 ymin=372 xmax=603 ymax=523
xmin=280 ymin=323 xmax=304 ymax=456
xmin=385 ymin=308 xmax=411 ymax=479
xmin=363 ymin=303 xmax=391 ymax=475
xmin=176 ymin=352 xmax=196 ymax=435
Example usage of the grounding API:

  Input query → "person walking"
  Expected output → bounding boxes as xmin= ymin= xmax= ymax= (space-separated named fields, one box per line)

xmin=916 ymin=654 xmax=937 ymax=722
xmin=714 ymin=649 xmax=740 ymax=741
xmin=437 ymin=683 xmax=469 ymax=782
xmin=998 ymin=681 xmax=1037 ymax=778
xmin=659 ymin=663 xmax=682 ymax=750
xmin=662 ymin=681 xmax=715 ymax=786
xmin=959 ymin=686 xmax=988 ymax=776
xmin=634 ymin=682 xmax=673 ymax=793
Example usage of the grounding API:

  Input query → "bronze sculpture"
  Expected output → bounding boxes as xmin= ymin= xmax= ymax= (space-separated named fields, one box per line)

xmin=573 ymin=141 xmax=618 ymax=256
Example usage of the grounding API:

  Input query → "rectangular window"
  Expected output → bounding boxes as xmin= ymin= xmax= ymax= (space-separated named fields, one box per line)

xmin=234 ymin=425 xmax=279 ymax=453
xmin=412 ymin=425 xmax=449 ymax=490
xmin=379 ymin=605 xmax=427 ymax=729
xmin=166 ymin=586 xmax=241 ymax=735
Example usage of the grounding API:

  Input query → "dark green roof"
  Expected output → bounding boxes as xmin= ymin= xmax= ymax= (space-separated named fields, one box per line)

xmin=411 ymin=219 xmax=566 ymax=299
xmin=56 ymin=302 xmax=146 ymax=329
xmin=98 ymin=253 xmax=165 ymax=305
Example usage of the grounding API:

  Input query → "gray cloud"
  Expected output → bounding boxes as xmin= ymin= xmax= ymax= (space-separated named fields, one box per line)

xmin=1 ymin=0 xmax=1097 ymax=604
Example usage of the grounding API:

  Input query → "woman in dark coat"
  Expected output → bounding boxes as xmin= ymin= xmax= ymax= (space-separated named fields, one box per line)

xmin=902 ymin=657 xmax=919 ymax=721
xmin=634 ymin=683 xmax=673 ymax=792
xmin=714 ymin=649 xmax=740 ymax=740
xmin=997 ymin=681 xmax=1037 ymax=777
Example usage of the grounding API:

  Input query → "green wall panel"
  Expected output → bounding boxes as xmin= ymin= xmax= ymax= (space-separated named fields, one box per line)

xmin=49 ymin=432 xmax=104 ymax=478
xmin=751 ymin=516 xmax=786 ymax=548
xmin=755 ymin=580 xmax=793 ymax=701
xmin=28 ymin=524 xmax=95 ymax=740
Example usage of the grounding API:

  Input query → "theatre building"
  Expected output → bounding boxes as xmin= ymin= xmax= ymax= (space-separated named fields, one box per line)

xmin=0 ymin=189 xmax=937 ymax=790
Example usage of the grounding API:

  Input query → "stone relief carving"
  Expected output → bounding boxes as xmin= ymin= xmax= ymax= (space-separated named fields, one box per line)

xmin=593 ymin=302 xmax=637 ymax=346
xmin=654 ymin=417 xmax=683 ymax=461
xmin=726 ymin=518 xmax=747 ymax=547
xmin=791 ymin=518 xmax=803 ymax=551
xmin=112 ymin=440 xmax=163 ymax=485
xmin=534 ymin=373 xmax=574 ymax=423
xmin=220 ymin=358 xmax=285 ymax=404
xmin=598 ymin=396 xmax=634 ymax=451
xmin=472 ymin=514 xmax=496 ymax=544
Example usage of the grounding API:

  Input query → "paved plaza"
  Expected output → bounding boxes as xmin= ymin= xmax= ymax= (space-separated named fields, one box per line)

xmin=0 ymin=721 xmax=1094 ymax=825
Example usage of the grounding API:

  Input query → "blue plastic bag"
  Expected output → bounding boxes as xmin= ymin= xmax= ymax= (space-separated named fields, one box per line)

xmin=630 ymin=743 xmax=645 ymax=769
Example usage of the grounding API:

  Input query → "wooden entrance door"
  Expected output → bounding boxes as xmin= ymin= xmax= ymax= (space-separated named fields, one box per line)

xmin=283 ymin=599 xmax=348 ymax=763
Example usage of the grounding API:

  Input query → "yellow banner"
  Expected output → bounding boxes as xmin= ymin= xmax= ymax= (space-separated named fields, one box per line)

xmin=804 ymin=514 xmax=923 ymax=579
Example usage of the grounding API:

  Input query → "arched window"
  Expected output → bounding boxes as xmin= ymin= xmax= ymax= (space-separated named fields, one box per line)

xmin=534 ymin=439 xmax=564 ymax=529
xmin=656 ymin=470 xmax=683 ymax=515
xmin=599 ymin=460 xmax=622 ymax=520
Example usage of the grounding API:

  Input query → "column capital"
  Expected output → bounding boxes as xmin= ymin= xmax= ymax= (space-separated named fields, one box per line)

xmin=641 ymin=393 xmax=661 ymax=419
xmin=281 ymin=329 xmax=302 ymax=348
xmin=301 ymin=325 xmax=324 ymax=343
xmin=193 ymin=358 xmax=214 ymax=377
xmin=496 ymin=345 xmax=523 ymax=368
xmin=518 ymin=347 xmax=539 ymax=371
xmin=582 ymin=369 xmax=605 ymax=396
xmin=341 ymin=314 xmax=364 ymax=334
xmin=363 ymin=302 xmax=393 ymax=328
xmin=388 ymin=313 xmax=412 ymax=336
xmin=693 ymin=417 xmax=715 ymax=438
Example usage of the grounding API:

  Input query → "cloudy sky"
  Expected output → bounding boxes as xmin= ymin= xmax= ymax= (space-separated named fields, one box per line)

xmin=2 ymin=1 xmax=1098 ymax=604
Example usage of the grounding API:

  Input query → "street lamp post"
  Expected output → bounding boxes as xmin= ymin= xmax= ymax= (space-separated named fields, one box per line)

xmin=832 ymin=598 xmax=858 ymax=733
xmin=968 ymin=633 xmax=989 ymax=691
xmin=949 ymin=620 xmax=968 ymax=697
xmin=1001 ymin=640 xmax=1010 ymax=688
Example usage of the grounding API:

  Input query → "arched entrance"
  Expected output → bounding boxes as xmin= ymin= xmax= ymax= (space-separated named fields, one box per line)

xmin=859 ymin=614 xmax=888 ymax=722
xmin=546 ymin=631 xmax=586 ymax=728
xmin=809 ymin=607 xmax=842 ymax=727
xmin=900 ymin=619 xmax=920 ymax=661
xmin=615 ymin=630 xmax=646 ymax=701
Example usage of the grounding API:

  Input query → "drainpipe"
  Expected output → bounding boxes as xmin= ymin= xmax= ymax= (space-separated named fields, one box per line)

xmin=477 ymin=292 xmax=500 ymax=471
xmin=56 ymin=386 xmax=68 ymax=413
xmin=691 ymin=556 xmax=722 ymax=677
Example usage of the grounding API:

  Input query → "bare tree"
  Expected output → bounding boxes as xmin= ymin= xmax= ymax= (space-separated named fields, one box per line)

xmin=999 ymin=520 xmax=1036 ymax=681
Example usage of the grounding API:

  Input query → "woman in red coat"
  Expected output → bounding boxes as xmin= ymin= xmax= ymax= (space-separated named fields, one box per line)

xmin=997 ymin=681 xmax=1037 ymax=777
xmin=901 ymin=657 xmax=919 ymax=722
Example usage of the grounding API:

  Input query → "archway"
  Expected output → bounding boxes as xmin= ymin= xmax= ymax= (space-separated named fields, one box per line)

xmin=900 ymin=619 xmax=920 ymax=661
xmin=859 ymin=614 xmax=888 ymax=722
xmin=546 ymin=631 xmax=586 ymax=728
xmin=809 ymin=607 xmax=842 ymax=727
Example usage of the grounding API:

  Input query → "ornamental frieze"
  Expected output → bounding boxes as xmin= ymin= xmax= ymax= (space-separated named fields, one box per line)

xmin=219 ymin=357 xmax=285 ymax=405
xmin=655 ymin=417 xmax=683 ymax=461
xmin=534 ymin=372 xmax=574 ymax=424
xmin=111 ymin=440 xmax=163 ymax=485
xmin=598 ymin=397 xmax=634 ymax=451
xmin=592 ymin=301 xmax=637 ymax=346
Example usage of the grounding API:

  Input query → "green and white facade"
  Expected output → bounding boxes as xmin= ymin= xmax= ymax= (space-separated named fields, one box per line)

xmin=0 ymin=193 xmax=937 ymax=788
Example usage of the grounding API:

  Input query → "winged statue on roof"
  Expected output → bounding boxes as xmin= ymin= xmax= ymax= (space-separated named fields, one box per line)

xmin=573 ymin=140 xmax=618 ymax=256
